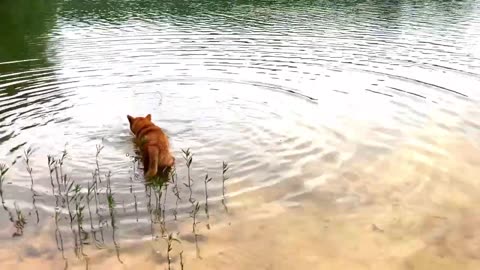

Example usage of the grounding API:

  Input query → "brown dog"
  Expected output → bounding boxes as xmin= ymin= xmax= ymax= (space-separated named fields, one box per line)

xmin=127 ymin=114 xmax=175 ymax=178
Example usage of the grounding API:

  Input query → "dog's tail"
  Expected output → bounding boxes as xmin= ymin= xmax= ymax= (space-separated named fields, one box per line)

xmin=145 ymin=146 xmax=159 ymax=178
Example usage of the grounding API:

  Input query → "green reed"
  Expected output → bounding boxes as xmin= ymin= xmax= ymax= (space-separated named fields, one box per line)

xmin=6 ymin=144 xmax=233 ymax=268
xmin=87 ymin=180 xmax=95 ymax=230
xmin=74 ymin=194 xmax=86 ymax=257
xmin=180 ymin=250 xmax=185 ymax=270
xmin=23 ymin=147 xmax=34 ymax=189
xmin=91 ymin=171 xmax=100 ymax=214
xmin=161 ymin=182 xmax=168 ymax=236
xmin=54 ymin=207 xmax=65 ymax=253
xmin=52 ymin=149 xmax=68 ymax=197
xmin=107 ymin=192 xmax=115 ymax=219
xmin=47 ymin=155 xmax=56 ymax=194
xmin=13 ymin=202 xmax=26 ymax=237
xmin=59 ymin=149 xmax=68 ymax=179
xmin=53 ymin=152 xmax=66 ymax=196
xmin=23 ymin=147 xmax=40 ymax=223
xmin=0 ymin=163 xmax=8 ymax=202
xmin=145 ymin=185 xmax=155 ymax=239
xmin=64 ymin=178 xmax=76 ymax=225
xmin=182 ymin=148 xmax=194 ymax=203
xmin=222 ymin=161 xmax=230 ymax=212
xmin=134 ymin=193 xmax=138 ymax=222
xmin=190 ymin=201 xmax=200 ymax=234
xmin=204 ymin=173 xmax=212 ymax=229
xmin=171 ymin=167 xmax=181 ymax=220
xmin=106 ymin=170 xmax=112 ymax=196
xmin=95 ymin=144 xmax=104 ymax=183
xmin=164 ymin=232 xmax=180 ymax=270
xmin=150 ymin=180 xmax=163 ymax=224
xmin=107 ymin=192 xmax=123 ymax=264
xmin=190 ymin=201 xmax=202 ymax=258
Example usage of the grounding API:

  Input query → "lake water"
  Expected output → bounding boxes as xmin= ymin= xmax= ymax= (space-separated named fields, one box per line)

xmin=1 ymin=0 xmax=480 ymax=269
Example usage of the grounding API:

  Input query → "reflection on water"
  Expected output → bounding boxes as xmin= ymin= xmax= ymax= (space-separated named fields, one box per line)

xmin=1 ymin=0 xmax=480 ymax=269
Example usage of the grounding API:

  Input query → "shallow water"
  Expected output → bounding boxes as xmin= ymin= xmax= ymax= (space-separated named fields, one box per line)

xmin=1 ymin=0 xmax=480 ymax=269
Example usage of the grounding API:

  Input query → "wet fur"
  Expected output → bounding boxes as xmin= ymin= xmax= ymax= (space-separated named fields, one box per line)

xmin=127 ymin=114 xmax=175 ymax=178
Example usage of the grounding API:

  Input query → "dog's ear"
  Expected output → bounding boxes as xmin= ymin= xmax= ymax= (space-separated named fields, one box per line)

xmin=127 ymin=115 xmax=134 ymax=125
xmin=145 ymin=114 xmax=152 ymax=121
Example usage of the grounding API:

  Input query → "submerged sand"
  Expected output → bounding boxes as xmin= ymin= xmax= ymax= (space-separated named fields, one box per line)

xmin=1 ymin=129 xmax=480 ymax=270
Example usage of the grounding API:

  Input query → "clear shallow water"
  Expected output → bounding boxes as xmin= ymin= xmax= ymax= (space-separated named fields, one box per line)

xmin=1 ymin=0 xmax=480 ymax=269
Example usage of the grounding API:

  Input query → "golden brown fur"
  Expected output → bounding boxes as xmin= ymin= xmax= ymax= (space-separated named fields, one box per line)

xmin=127 ymin=114 xmax=175 ymax=178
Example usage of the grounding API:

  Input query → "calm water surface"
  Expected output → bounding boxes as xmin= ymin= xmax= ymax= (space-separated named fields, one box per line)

xmin=1 ymin=0 xmax=480 ymax=269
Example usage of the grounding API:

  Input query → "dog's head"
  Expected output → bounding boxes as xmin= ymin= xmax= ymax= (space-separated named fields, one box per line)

xmin=127 ymin=114 xmax=152 ymax=135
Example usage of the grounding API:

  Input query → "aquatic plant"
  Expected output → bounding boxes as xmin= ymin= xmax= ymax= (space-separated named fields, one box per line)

xmin=222 ymin=161 xmax=230 ymax=211
xmin=204 ymin=173 xmax=212 ymax=229
xmin=182 ymin=148 xmax=194 ymax=202
xmin=0 ymin=163 xmax=7 ymax=180
xmin=64 ymin=178 xmax=76 ymax=225
xmin=95 ymin=143 xmax=104 ymax=183
xmin=164 ymin=232 xmax=180 ymax=270
xmin=161 ymin=182 xmax=168 ymax=236
xmin=87 ymin=180 xmax=95 ymax=230
xmin=107 ymin=192 xmax=123 ymax=263
xmin=23 ymin=147 xmax=34 ymax=189
xmin=134 ymin=194 xmax=138 ymax=222
xmin=0 ymin=163 xmax=8 ymax=200
xmin=59 ymin=149 xmax=68 ymax=185
xmin=1 ymin=143 xmax=232 ymax=266
xmin=180 ymin=250 xmax=185 ymax=270
xmin=47 ymin=155 xmax=56 ymax=194
xmin=12 ymin=202 xmax=26 ymax=237
xmin=54 ymin=206 xmax=66 ymax=265
xmin=107 ymin=193 xmax=116 ymax=216
xmin=190 ymin=201 xmax=202 ymax=258
xmin=49 ymin=151 xmax=67 ymax=196
xmin=106 ymin=170 xmax=112 ymax=195
xmin=222 ymin=161 xmax=229 ymax=194
xmin=91 ymin=171 xmax=100 ymax=214
xmin=23 ymin=147 xmax=40 ymax=223
xmin=74 ymin=196 xmax=86 ymax=257
xmin=191 ymin=201 xmax=200 ymax=233
xmin=171 ymin=167 xmax=181 ymax=220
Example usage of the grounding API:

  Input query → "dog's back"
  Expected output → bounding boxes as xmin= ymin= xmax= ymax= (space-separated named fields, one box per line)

xmin=127 ymin=114 xmax=174 ymax=178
